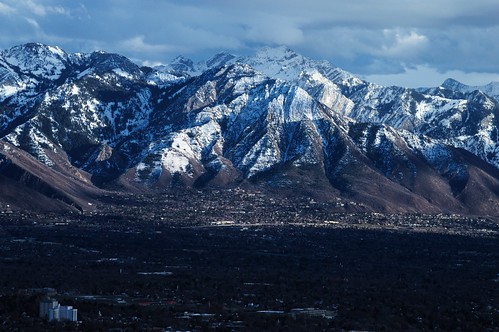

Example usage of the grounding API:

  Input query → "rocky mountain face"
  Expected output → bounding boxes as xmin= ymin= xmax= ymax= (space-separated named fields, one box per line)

xmin=0 ymin=43 xmax=498 ymax=214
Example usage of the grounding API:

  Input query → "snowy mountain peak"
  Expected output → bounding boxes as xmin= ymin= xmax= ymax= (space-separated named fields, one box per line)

xmin=240 ymin=46 xmax=365 ymax=91
xmin=244 ymin=46 xmax=307 ymax=80
xmin=205 ymin=52 xmax=236 ymax=69
xmin=441 ymin=78 xmax=499 ymax=102
xmin=1 ymin=43 xmax=69 ymax=80
xmin=87 ymin=51 xmax=143 ymax=78
xmin=441 ymin=78 xmax=467 ymax=91
xmin=169 ymin=56 xmax=197 ymax=73
xmin=5 ymin=43 xmax=66 ymax=57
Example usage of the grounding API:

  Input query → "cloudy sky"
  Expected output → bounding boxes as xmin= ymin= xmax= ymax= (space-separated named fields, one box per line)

xmin=1 ymin=0 xmax=499 ymax=87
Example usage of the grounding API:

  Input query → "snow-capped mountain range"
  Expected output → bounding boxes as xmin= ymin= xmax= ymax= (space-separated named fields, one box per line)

xmin=0 ymin=43 xmax=498 ymax=214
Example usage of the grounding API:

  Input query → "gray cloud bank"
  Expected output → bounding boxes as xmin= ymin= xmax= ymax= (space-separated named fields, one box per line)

xmin=1 ymin=0 xmax=499 ymax=87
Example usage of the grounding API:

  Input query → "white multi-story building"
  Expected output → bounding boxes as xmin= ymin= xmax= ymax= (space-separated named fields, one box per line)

xmin=39 ymin=298 xmax=78 ymax=322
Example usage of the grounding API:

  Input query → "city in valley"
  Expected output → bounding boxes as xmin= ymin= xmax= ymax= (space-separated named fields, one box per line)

xmin=1 ymin=3 xmax=499 ymax=331
xmin=0 ymin=189 xmax=497 ymax=331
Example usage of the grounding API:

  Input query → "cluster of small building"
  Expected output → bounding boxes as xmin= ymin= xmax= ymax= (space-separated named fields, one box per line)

xmin=39 ymin=298 xmax=78 ymax=322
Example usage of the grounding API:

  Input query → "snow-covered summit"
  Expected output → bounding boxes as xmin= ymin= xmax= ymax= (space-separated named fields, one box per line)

xmin=168 ymin=55 xmax=198 ymax=74
xmin=1 ymin=43 xmax=69 ymax=81
xmin=205 ymin=52 xmax=237 ymax=70
xmin=239 ymin=46 xmax=364 ymax=90
xmin=441 ymin=78 xmax=499 ymax=102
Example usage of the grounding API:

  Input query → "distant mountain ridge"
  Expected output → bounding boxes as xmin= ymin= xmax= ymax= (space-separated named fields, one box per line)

xmin=0 ymin=43 xmax=498 ymax=214
xmin=440 ymin=78 xmax=499 ymax=101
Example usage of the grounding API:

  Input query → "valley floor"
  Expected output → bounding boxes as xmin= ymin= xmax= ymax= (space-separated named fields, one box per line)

xmin=0 ymin=191 xmax=497 ymax=331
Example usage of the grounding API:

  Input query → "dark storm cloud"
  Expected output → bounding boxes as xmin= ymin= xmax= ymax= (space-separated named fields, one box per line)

xmin=0 ymin=0 xmax=498 ymax=86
